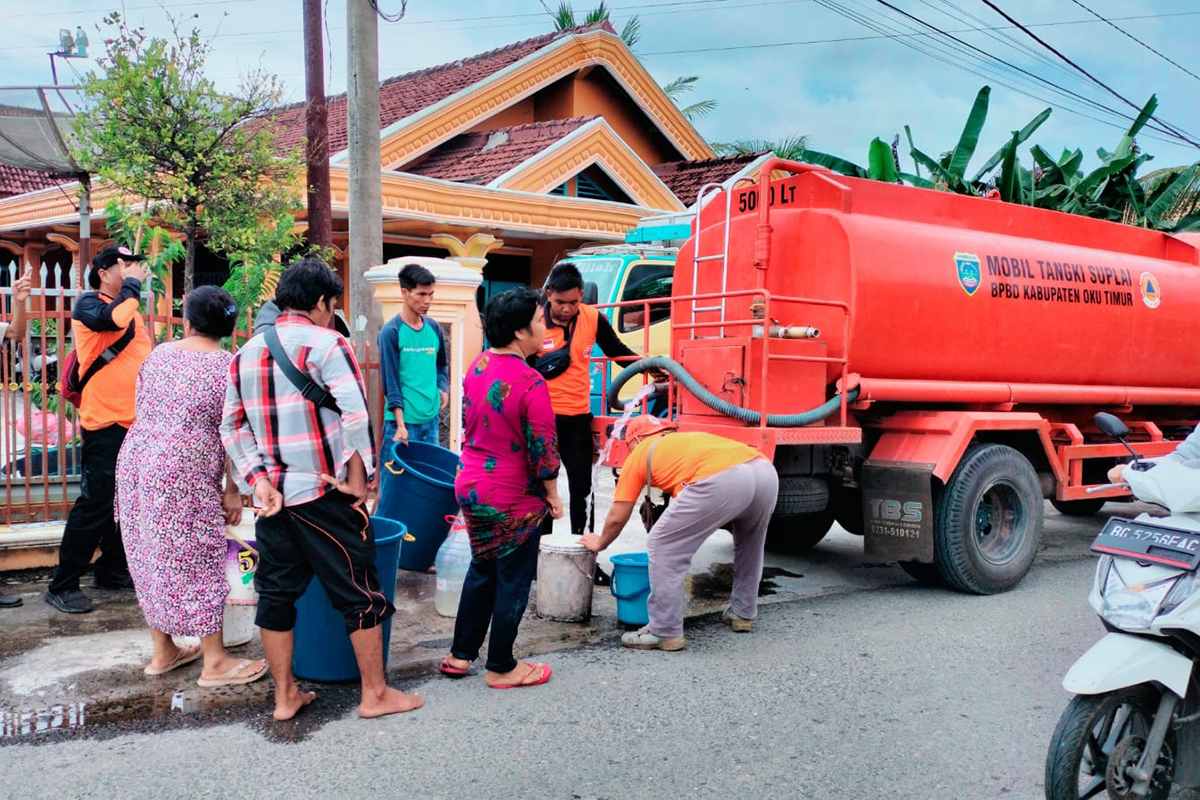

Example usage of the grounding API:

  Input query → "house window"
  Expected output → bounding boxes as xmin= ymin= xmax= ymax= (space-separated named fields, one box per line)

xmin=548 ymin=166 xmax=634 ymax=204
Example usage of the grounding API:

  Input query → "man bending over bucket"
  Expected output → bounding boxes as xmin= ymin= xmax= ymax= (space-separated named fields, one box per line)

xmin=581 ymin=416 xmax=779 ymax=651
xmin=221 ymin=258 xmax=423 ymax=720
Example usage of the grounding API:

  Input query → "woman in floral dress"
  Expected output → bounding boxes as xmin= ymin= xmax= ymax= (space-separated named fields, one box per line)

xmin=116 ymin=286 xmax=266 ymax=687
xmin=439 ymin=288 xmax=563 ymax=689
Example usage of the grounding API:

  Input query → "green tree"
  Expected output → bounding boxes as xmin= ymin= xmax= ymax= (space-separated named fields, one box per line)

xmin=550 ymin=2 xmax=717 ymax=121
xmin=71 ymin=12 xmax=304 ymax=296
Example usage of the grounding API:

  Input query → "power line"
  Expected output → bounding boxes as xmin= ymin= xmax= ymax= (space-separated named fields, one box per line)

xmin=8 ymin=0 xmax=253 ymax=20
xmin=796 ymin=0 xmax=1185 ymax=148
xmin=1067 ymin=0 xmax=1200 ymax=87
xmin=863 ymin=0 xmax=1200 ymax=147
xmin=639 ymin=10 xmax=1200 ymax=54
xmin=976 ymin=0 xmax=1200 ymax=149
xmin=922 ymin=0 xmax=1082 ymax=88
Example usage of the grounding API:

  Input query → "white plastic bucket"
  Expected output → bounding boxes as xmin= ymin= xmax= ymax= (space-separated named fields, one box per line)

xmin=535 ymin=533 xmax=596 ymax=622
xmin=223 ymin=518 xmax=259 ymax=647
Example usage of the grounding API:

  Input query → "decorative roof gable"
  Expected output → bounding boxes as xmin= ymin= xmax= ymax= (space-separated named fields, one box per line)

xmin=404 ymin=117 xmax=599 ymax=184
xmin=265 ymin=23 xmax=615 ymax=157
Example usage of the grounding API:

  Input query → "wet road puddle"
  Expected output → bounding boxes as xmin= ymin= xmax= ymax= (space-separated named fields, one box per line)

xmin=1 ymin=702 xmax=87 ymax=737
xmin=688 ymin=564 xmax=804 ymax=601
xmin=0 ymin=678 xmax=385 ymax=745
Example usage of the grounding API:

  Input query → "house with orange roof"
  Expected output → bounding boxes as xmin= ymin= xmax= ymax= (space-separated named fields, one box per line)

xmin=0 ymin=22 xmax=768 ymax=303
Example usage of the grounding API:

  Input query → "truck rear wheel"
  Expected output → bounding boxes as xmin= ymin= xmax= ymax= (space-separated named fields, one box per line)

xmin=933 ymin=443 xmax=1043 ymax=595
xmin=765 ymin=509 xmax=835 ymax=553
xmin=764 ymin=477 xmax=832 ymax=553
xmin=1049 ymin=498 xmax=1106 ymax=517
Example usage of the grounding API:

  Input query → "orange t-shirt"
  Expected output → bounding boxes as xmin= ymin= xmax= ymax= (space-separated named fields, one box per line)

xmin=613 ymin=432 xmax=766 ymax=503
xmin=540 ymin=303 xmax=599 ymax=416
xmin=73 ymin=290 xmax=152 ymax=430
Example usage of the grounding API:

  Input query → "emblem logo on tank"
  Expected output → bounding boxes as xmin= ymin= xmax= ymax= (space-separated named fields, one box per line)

xmin=1139 ymin=272 xmax=1161 ymax=309
xmin=954 ymin=252 xmax=982 ymax=296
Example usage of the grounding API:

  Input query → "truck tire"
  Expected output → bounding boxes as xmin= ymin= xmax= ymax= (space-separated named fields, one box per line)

xmin=765 ymin=509 xmax=835 ymax=553
xmin=932 ymin=443 xmax=1043 ymax=595
xmin=774 ymin=476 xmax=830 ymax=515
xmin=1049 ymin=498 xmax=1106 ymax=517
xmin=833 ymin=487 xmax=863 ymax=536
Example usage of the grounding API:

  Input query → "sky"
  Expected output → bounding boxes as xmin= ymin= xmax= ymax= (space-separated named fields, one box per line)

xmin=3 ymin=0 xmax=1200 ymax=176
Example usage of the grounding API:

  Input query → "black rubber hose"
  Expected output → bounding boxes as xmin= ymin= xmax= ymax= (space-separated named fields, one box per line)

xmin=606 ymin=356 xmax=858 ymax=426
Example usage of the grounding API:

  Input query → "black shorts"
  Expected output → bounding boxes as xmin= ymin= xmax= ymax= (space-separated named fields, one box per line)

xmin=253 ymin=491 xmax=395 ymax=634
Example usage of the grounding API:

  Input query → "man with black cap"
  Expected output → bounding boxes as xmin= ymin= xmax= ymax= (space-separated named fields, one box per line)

xmin=45 ymin=246 xmax=152 ymax=613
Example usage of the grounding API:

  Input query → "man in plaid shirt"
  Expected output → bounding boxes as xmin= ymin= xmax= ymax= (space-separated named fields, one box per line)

xmin=221 ymin=258 xmax=423 ymax=721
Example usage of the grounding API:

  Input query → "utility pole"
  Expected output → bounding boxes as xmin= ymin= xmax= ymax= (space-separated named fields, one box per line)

xmin=346 ymin=0 xmax=383 ymax=352
xmin=303 ymin=0 xmax=331 ymax=252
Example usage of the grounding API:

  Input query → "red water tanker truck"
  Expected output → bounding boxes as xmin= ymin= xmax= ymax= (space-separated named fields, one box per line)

xmin=598 ymin=158 xmax=1200 ymax=595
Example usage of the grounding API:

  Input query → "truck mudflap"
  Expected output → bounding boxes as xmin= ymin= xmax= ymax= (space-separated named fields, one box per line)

xmin=862 ymin=460 xmax=936 ymax=562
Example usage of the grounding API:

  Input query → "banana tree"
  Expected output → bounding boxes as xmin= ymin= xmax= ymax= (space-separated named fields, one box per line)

xmin=798 ymin=85 xmax=1050 ymax=196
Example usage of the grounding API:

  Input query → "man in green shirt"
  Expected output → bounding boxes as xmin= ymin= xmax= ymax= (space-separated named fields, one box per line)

xmin=379 ymin=263 xmax=449 ymax=448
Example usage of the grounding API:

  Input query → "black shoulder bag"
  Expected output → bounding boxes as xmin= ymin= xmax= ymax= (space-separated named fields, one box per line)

xmin=533 ymin=306 xmax=576 ymax=380
xmin=639 ymin=436 xmax=670 ymax=531
xmin=263 ymin=325 xmax=341 ymax=414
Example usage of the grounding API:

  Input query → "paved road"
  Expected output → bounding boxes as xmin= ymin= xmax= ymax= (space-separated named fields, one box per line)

xmin=8 ymin=557 xmax=1195 ymax=799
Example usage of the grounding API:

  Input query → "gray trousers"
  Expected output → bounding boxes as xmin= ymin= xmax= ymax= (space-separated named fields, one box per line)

xmin=646 ymin=458 xmax=779 ymax=637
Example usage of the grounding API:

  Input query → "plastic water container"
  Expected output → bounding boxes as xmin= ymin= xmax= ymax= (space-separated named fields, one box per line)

xmin=536 ymin=533 xmax=597 ymax=622
xmin=376 ymin=440 xmax=461 ymax=572
xmin=609 ymin=552 xmax=651 ymax=627
xmin=291 ymin=517 xmax=404 ymax=682
xmin=434 ymin=514 xmax=472 ymax=618
xmin=223 ymin=517 xmax=259 ymax=648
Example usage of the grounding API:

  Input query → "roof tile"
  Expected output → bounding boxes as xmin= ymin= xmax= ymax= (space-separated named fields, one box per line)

xmin=263 ymin=22 xmax=615 ymax=156
xmin=0 ymin=164 xmax=71 ymax=198
xmin=404 ymin=116 xmax=598 ymax=184
xmin=652 ymin=152 xmax=766 ymax=205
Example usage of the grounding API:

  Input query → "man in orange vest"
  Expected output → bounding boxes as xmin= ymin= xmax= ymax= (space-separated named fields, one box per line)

xmin=46 ymin=246 xmax=153 ymax=613
xmin=534 ymin=263 xmax=642 ymax=583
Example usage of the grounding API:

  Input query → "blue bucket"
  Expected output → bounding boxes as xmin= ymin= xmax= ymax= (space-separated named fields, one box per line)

xmin=609 ymin=552 xmax=651 ymax=627
xmin=376 ymin=440 xmax=461 ymax=572
xmin=292 ymin=517 xmax=404 ymax=682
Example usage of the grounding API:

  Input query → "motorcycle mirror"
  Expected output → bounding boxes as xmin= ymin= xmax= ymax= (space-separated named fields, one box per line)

xmin=1095 ymin=412 xmax=1131 ymax=440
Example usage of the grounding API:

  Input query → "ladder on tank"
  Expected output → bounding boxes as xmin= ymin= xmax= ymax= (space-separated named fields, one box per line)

xmin=690 ymin=179 xmax=756 ymax=338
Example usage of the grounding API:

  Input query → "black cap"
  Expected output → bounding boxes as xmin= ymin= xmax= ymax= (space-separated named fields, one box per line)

xmin=92 ymin=245 xmax=146 ymax=271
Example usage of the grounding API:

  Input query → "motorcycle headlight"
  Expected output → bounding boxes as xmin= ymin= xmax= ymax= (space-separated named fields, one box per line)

xmin=1099 ymin=561 xmax=1178 ymax=630
xmin=1159 ymin=570 xmax=1200 ymax=617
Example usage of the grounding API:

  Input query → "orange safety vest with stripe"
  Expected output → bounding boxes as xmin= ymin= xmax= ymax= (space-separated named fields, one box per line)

xmin=540 ymin=303 xmax=599 ymax=416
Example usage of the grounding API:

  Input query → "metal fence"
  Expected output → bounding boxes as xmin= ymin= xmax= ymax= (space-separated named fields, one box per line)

xmin=0 ymin=259 xmax=383 ymax=526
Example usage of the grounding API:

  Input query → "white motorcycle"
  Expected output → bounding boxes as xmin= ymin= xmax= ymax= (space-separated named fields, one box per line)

xmin=1045 ymin=413 xmax=1200 ymax=799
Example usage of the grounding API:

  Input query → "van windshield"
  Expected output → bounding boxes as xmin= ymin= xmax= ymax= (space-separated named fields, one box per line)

xmin=554 ymin=258 xmax=622 ymax=304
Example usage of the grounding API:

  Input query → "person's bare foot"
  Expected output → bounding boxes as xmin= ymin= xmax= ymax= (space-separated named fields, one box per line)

xmin=359 ymin=686 xmax=424 ymax=719
xmin=273 ymin=687 xmax=317 ymax=721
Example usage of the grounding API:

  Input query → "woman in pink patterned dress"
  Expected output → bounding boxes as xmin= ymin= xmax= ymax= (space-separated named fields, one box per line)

xmin=116 ymin=286 xmax=266 ymax=687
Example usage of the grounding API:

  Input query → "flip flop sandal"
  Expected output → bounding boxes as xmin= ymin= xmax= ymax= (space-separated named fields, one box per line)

xmin=438 ymin=657 xmax=471 ymax=678
xmin=197 ymin=659 xmax=269 ymax=688
xmin=488 ymin=662 xmax=552 ymax=690
xmin=144 ymin=644 xmax=202 ymax=676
